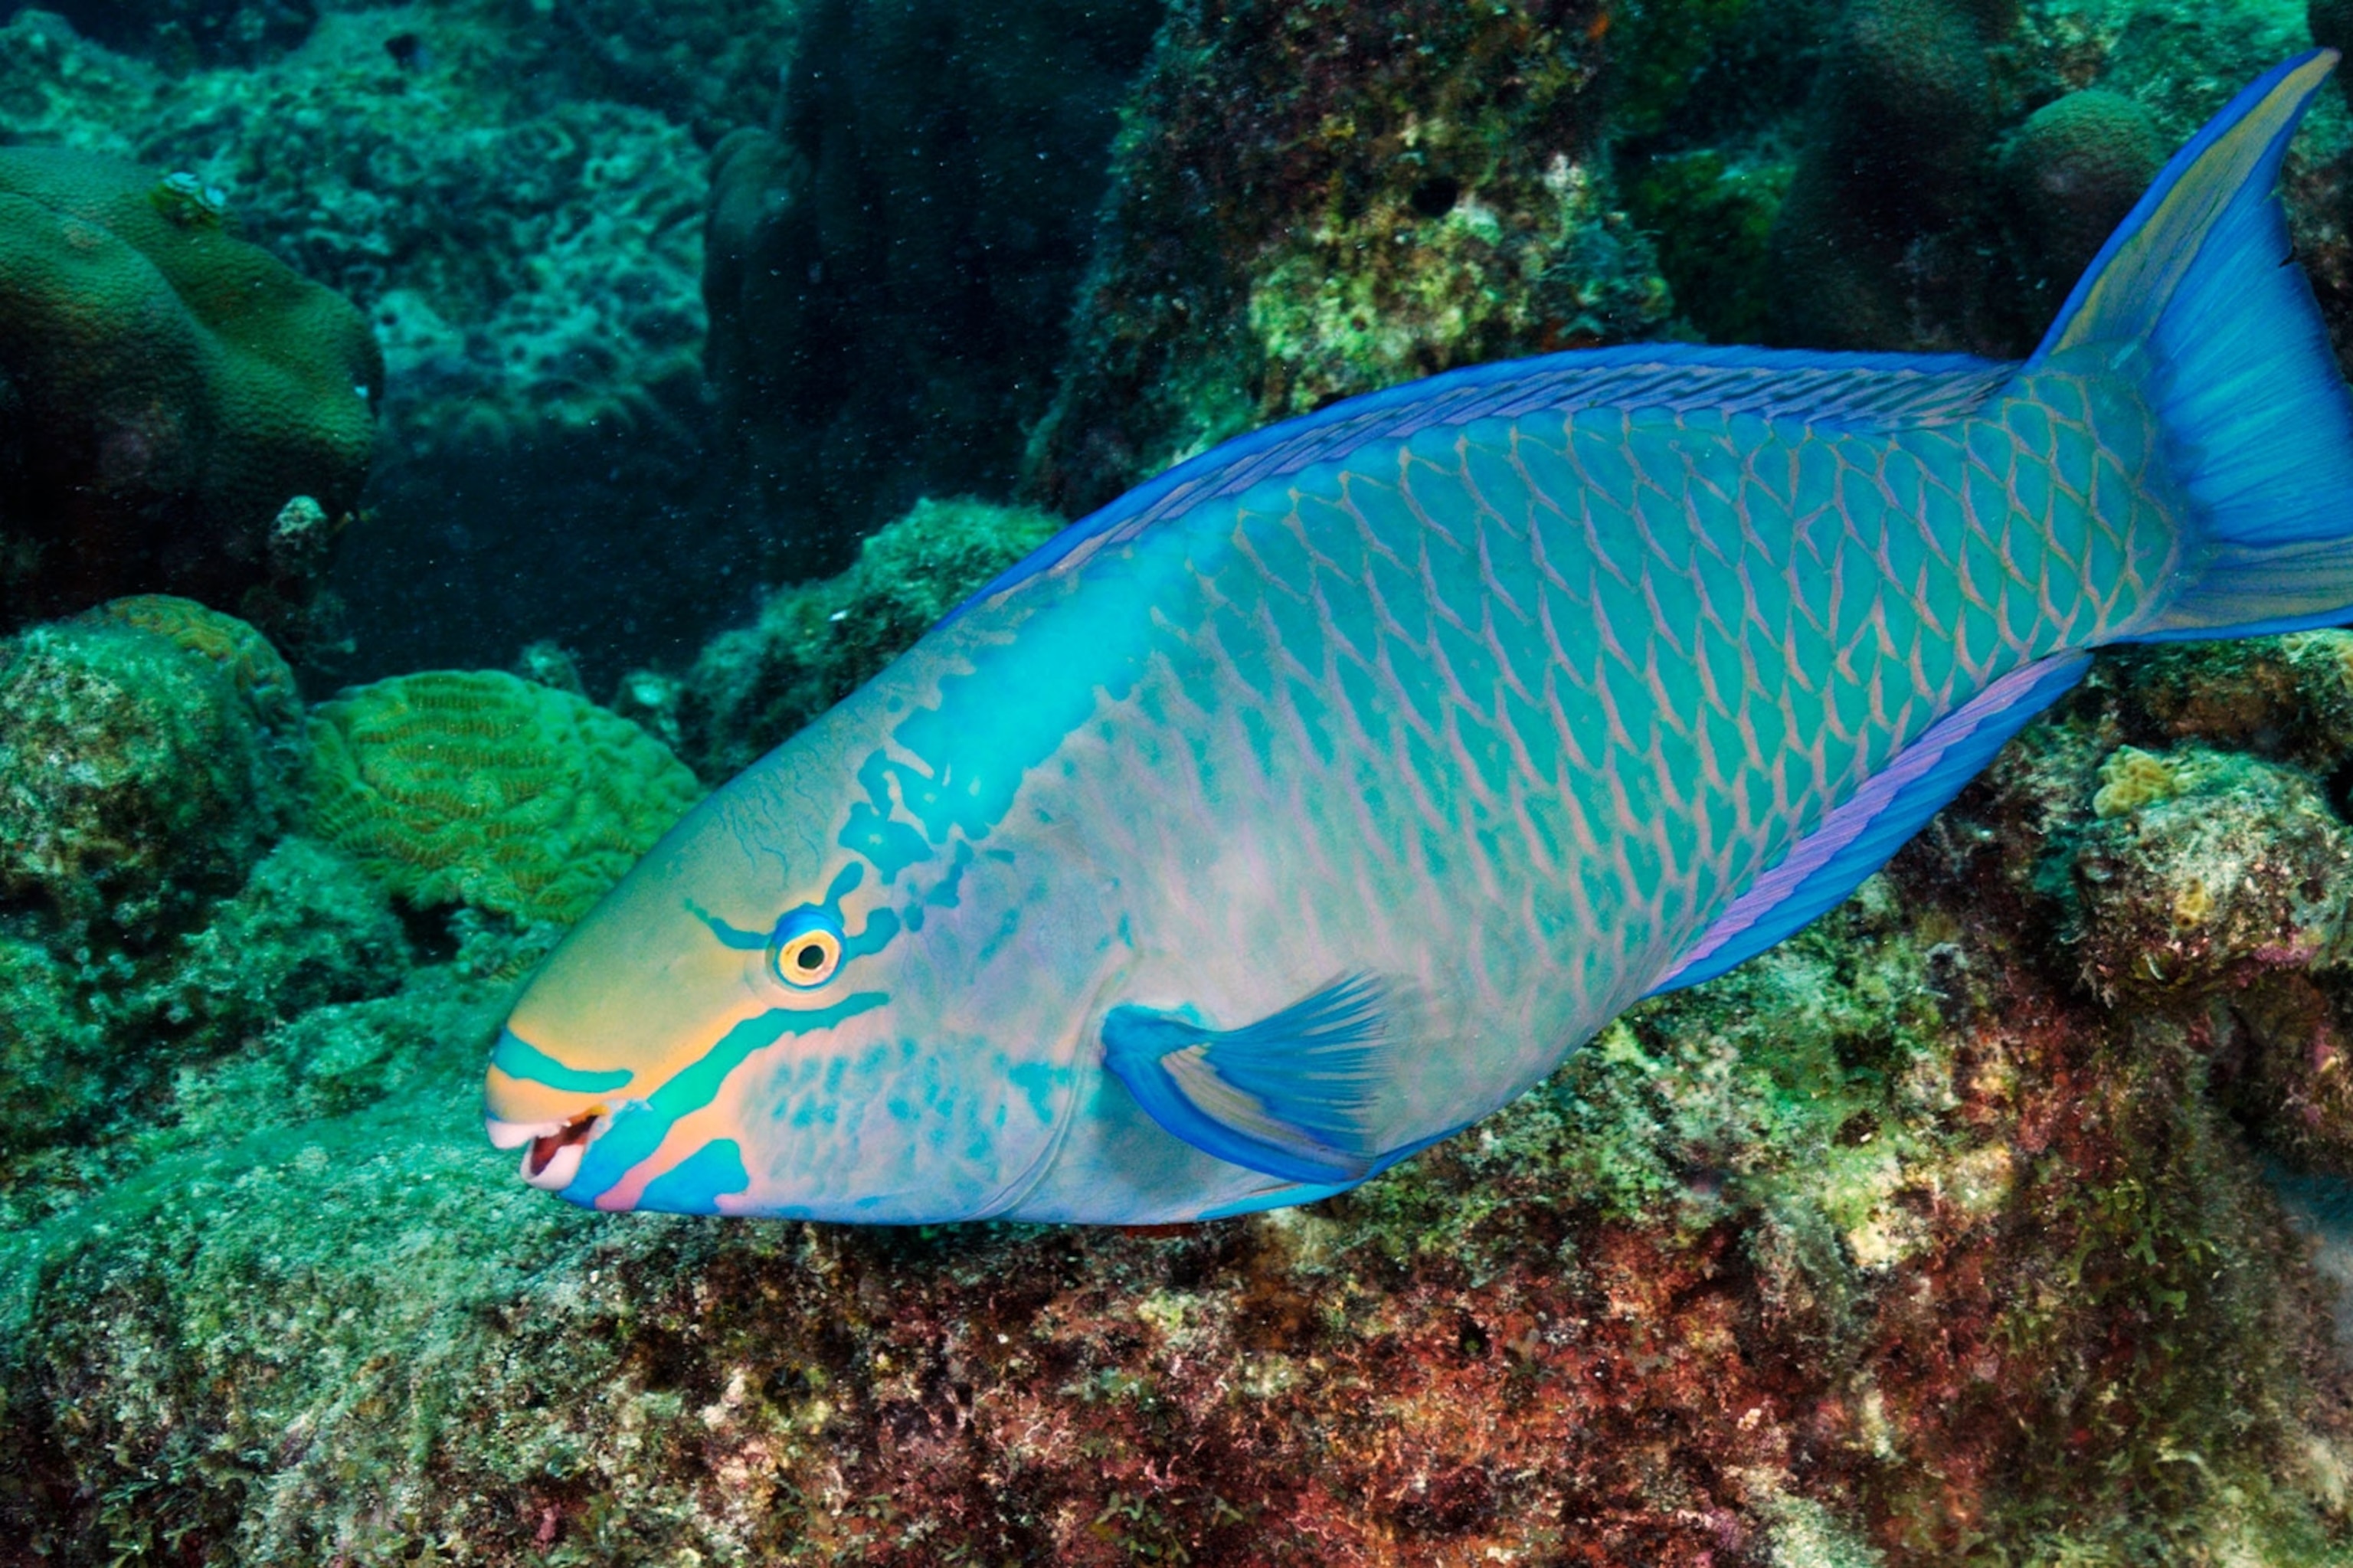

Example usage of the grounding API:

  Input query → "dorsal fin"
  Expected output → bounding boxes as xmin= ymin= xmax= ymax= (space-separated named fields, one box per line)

xmin=958 ymin=345 xmax=2012 ymax=620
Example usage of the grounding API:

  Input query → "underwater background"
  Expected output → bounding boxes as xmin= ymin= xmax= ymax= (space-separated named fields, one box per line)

xmin=10 ymin=0 xmax=2353 ymax=1561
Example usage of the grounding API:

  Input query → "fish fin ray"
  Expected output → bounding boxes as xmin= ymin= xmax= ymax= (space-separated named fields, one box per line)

xmin=2037 ymin=51 xmax=2353 ymax=640
xmin=1646 ymin=652 xmax=2090 ymax=996
xmin=954 ymin=346 xmax=2011 ymax=620
xmin=1101 ymin=974 xmax=1386 ymax=1183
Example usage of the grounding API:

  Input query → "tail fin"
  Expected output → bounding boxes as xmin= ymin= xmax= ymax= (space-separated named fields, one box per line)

xmin=2035 ymin=51 xmax=2353 ymax=642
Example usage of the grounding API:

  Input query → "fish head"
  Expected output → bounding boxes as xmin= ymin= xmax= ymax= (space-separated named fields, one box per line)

xmin=485 ymin=701 xmax=1102 ymax=1223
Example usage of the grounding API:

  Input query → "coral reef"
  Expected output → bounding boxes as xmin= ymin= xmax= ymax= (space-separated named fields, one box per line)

xmin=80 ymin=592 xmax=306 ymax=756
xmin=2071 ymin=745 xmax=2352 ymax=997
xmin=11 ymin=5 xmax=2353 ymax=1563
xmin=0 ymin=143 xmax=379 ymax=640
xmin=677 ymin=496 xmax=1064 ymax=781
xmin=1764 ymin=0 xmax=2013 ymax=351
xmin=1023 ymin=0 xmax=1671 ymax=520
xmin=306 ymin=669 xmax=703 ymax=925
xmin=0 ymin=599 xmax=407 ymax=1213
xmin=702 ymin=0 xmax=1162 ymax=568
xmin=1622 ymin=0 xmax=2331 ymax=360
xmin=41 ymin=0 xmax=316 ymax=67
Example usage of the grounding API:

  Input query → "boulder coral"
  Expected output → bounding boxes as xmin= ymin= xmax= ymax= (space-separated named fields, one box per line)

xmin=2001 ymin=89 xmax=2167 ymax=294
xmin=0 ymin=145 xmax=379 ymax=640
xmin=1763 ymin=0 xmax=2012 ymax=351
xmin=306 ymin=670 xmax=704 ymax=926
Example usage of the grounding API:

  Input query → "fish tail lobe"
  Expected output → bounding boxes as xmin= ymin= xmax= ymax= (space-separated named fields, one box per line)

xmin=2038 ymin=51 xmax=2353 ymax=642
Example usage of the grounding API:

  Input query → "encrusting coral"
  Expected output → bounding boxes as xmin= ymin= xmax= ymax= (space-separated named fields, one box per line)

xmin=306 ymin=669 xmax=704 ymax=926
xmin=0 ymin=145 xmax=379 ymax=641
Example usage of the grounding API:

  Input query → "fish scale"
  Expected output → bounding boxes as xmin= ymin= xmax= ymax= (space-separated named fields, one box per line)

xmin=983 ymin=362 xmax=2175 ymax=1168
xmin=490 ymin=55 xmax=2353 ymax=1222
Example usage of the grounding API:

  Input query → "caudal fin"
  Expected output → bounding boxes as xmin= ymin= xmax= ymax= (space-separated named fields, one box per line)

xmin=2037 ymin=51 xmax=2353 ymax=642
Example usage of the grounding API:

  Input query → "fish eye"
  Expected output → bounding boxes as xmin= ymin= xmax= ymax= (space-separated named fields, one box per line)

xmin=767 ymin=908 xmax=844 ymax=989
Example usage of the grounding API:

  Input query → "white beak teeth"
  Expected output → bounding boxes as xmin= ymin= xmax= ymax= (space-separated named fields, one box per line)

xmin=486 ymin=1116 xmax=563 ymax=1151
xmin=523 ymin=1136 xmax=587 ymax=1192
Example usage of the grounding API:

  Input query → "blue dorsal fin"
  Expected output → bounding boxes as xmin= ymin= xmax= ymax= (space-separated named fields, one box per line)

xmin=954 ymin=345 xmax=2011 ymax=623
xmin=1645 ymin=651 xmax=2090 ymax=997
xmin=1101 ymin=974 xmax=1388 ymax=1183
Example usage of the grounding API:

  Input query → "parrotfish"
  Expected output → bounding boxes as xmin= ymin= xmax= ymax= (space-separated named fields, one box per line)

xmin=488 ymin=54 xmax=2353 ymax=1223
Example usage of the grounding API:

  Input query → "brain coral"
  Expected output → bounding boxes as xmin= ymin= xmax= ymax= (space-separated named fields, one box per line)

xmin=306 ymin=671 xmax=703 ymax=926
xmin=0 ymin=145 xmax=379 ymax=639
xmin=2001 ymin=90 xmax=2165 ymax=292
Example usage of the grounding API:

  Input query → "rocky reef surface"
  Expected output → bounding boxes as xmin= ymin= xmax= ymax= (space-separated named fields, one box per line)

xmin=11 ymin=0 xmax=2353 ymax=1563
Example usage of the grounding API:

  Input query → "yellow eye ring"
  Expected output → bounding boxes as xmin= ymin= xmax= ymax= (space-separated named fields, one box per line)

xmin=771 ymin=926 xmax=842 ymax=988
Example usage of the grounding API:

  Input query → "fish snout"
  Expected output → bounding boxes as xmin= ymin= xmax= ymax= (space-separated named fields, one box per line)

xmin=486 ymin=1106 xmax=612 ymax=1192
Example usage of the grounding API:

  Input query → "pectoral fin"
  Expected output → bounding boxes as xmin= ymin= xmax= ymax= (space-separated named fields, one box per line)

xmin=1101 ymin=974 xmax=1386 ymax=1183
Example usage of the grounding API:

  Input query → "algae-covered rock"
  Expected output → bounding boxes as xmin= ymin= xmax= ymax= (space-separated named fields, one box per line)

xmin=5 ymin=885 xmax=2348 ymax=1563
xmin=307 ymin=670 xmax=704 ymax=925
xmin=678 ymin=496 xmax=1065 ymax=781
xmin=1024 ymin=0 xmax=1671 ymax=519
xmin=0 ymin=936 xmax=110 ymax=1165
xmin=2072 ymin=745 xmax=2353 ymax=997
xmin=0 ymin=835 xmax=413 ymax=1219
xmin=0 ymin=145 xmax=378 ymax=639
xmin=0 ymin=614 xmax=294 ymax=941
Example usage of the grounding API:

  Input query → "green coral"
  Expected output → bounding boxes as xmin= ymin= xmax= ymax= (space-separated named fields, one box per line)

xmin=0 ymin=835 xmax=412 ymax=1223
xmin=0 ymin=614 xmax=295 ymax=941
xmin=0 ymin=144 xmax=379 ymax=638
xmin=678 ymin=496 xmax=1065 ymax=781
xmin=306 ymin=669 xmax=703 ymax=926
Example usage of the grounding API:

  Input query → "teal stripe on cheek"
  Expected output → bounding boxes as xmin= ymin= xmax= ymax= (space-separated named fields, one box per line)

xmin=568 ymin=991 xmax=888 ymax=1205
xmin=490 ymin=1029 xmax=632 ymax=1094
xmin=637 ymin=1139 xmax=752 ymax=1212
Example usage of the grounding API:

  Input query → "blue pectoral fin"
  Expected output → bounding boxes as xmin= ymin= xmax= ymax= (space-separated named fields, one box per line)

xmin=1101 ymin=975 xmax=1387 ymax=1183
xmin=1647 ymin=651 xmax=2090 ymax=996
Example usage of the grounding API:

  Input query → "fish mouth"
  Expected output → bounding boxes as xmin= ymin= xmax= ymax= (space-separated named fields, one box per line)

xmin=486 ymin=1108 xmax=609 ymax=1192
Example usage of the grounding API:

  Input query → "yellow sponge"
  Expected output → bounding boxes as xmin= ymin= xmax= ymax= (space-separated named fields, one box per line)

xmin=307 ymin=671 xmax=702 ymax=926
